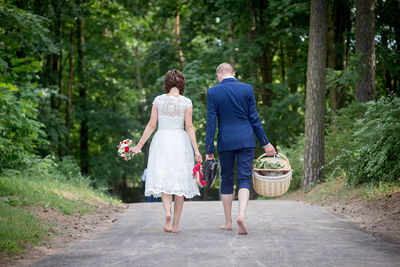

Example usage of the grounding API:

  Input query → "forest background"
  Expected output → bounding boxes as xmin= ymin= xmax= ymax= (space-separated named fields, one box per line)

xmin=1 ymin=0 xmax=399 ymax=202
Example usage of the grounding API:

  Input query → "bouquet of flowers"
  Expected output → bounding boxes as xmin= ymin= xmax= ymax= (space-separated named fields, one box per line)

xmin=117 ymin=139 xmax=136 ymax=160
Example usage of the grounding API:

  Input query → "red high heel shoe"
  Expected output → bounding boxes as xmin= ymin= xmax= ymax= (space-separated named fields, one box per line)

xmin=193 ymin=162 xmax=206 ymax=188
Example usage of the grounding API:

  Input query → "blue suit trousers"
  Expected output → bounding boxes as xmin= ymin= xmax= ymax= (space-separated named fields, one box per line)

xmin=219 ymin=148 xmax=255 ymax=194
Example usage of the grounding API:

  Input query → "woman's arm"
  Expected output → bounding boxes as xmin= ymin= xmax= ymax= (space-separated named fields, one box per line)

xmin=185 ymin=107 xmax=202 ymax=163
xmin=130 ymin=104 xmax=158 ymax=154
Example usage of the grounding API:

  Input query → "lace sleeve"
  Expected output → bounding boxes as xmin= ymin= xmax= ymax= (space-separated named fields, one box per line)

xmin=152 ymin=95 xmax=161 ymax=106
xmin=185 ymin=98 xmax=193 ymax=110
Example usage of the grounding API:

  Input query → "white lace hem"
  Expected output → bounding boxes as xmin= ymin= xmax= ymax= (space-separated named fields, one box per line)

xmin=145 ymin=189 xmax=200 ymax=199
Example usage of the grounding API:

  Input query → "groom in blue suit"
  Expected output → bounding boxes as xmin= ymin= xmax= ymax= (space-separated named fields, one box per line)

xmin=205 ymin=63 xmax=276 ymax=235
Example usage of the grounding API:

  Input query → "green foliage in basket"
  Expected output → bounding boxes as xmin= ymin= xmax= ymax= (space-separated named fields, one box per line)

xmin=254 ymin=159 xmax=284 ymax=169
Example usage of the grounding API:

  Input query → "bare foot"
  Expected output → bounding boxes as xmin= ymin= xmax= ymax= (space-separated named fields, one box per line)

xmin=171 ymin=227 xmax=180 ymax=233
xmin=163 ymin=214 xmax=172 ymax=233
xmin=237 ymin=217 xmax=248 ymax=235
xmin=219 ymin=224 xmax=233 ymax=230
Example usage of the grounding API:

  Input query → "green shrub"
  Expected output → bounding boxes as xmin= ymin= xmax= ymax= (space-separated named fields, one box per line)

xmin=325 ymin=97 xmax=400 ymax=185
xmin=325 ymin=103 xmax=367 ymax=181
xmin=279 ymin=136 xmax=304 ymax=191
xmin=0 ymin=81 xmax=47 ymax=170
xmin=259 ymin=83 xmax=304 ymax=147
xmin=348 ymin=97 xmax=400 ymax=185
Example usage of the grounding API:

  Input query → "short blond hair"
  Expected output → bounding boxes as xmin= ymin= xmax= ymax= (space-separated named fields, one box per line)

xmin=216 ymin=63 xmax=234 ymax=76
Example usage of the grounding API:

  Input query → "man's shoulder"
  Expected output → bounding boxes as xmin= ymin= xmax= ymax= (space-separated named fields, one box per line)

xmin=207 ymin=80 xmax=253 ymax=93
xmin=207 ymin=84 xmax=219 ymax=95
xmin=235 ymin=80 xmax=253 ymax=89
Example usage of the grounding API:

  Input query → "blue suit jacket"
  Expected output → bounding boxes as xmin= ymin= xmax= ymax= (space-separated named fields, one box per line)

xmin=205 ymin=78 xmax=269 ymax=154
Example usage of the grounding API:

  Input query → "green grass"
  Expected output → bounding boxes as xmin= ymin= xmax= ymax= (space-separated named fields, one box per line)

xmin=0 ymin=201 xmax=48 ymax=254
xmin=292 ymin=176 xmax=400 ymax=205
xmin=0 ymin=158 xmax=120 ymax=255
xmin=0 ymin=173 xmax=118 ymax=215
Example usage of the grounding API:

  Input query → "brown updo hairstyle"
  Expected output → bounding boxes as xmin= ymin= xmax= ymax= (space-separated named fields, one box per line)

xmin=163 ymin=69 xmax=186 ymax=95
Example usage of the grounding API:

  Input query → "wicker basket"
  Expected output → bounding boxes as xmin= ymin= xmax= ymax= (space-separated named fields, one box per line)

xmin=252 ymin=153 xmax=292 ymax=197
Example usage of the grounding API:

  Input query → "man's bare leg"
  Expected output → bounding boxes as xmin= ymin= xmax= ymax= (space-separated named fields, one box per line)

xmin=172 ymin=195 xmax=184 ymax=233
xmin=237 ymin=188 xmax=249 ymax=235
xmin=219 ymin=194 xmax=233 ymax=230
xmin=162 ymin=193 xmax=172 ymax=232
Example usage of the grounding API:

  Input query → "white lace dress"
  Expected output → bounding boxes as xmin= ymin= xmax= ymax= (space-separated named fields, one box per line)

xmin=145 ymin=94 xmax=200 ymax=198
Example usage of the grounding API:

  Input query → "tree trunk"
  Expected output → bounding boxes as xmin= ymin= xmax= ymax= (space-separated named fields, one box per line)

xmin=355 ymin=0 xmax=376 ymax=102
xmin=66 ymin=26 xmax=75 ymax=156
xmin=328 ymin=0 xmax=352 ymax=112
xmin=228 ymin=18 xmax=235 ymax=68
xmin=287 ymin=40 xmax=298 ymax=94
xmin=77 ymin=11 xmax=89 ymax=175
xmin=51 ymin=54 xmax=59 ymax=109
xmin=302 ymin=0 xmax=328 ymax=189
xmin=327 ymin=12 xmax=337 ymax=113
xmin=387 ymin=0 xmax=400 ymax=96
xmin=280 ymin=42 xmax=285 ymax=82
xmin=259 ymin=47 xmax=273 ymax=85
xmin=174 ymin=0 xmax=184 ymax=69
xmin=333 ymin=1 xmax=351 ymax=70
xmin=259 ymin=46 xmax=273 ymax=104
xmin=57 ymin=15 xmax=63 ymax=158
xmin=247 ymin=2 xmax=258 ymax=81
xmin=135 ymin=31 xmax=143 ymax=91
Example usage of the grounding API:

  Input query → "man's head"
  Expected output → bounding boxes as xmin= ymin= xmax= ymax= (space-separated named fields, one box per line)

xmin=216 ymin=63 xmax=235 ymax=82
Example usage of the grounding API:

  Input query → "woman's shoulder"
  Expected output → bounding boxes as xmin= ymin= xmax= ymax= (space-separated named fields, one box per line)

xmin=181 ymin=95 xmax=191 ymax=101
xmin=152 ymin=94 xmax=166 ymax=105
xmin=181 ymin=95 xmax=192 ymax=107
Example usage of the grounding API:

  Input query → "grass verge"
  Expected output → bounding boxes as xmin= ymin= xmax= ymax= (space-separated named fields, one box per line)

xmin=0 ymin=158 xmax=120 ymax=255
xmin=0 ymin=201 xmax=48 ymax=254
xmin=297 ymin=177 xmax=400 ymax=205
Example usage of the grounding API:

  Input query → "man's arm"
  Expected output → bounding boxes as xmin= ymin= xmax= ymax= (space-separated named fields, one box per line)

xmin=205 ymin=90 xmax=217 ymax=159
xmin=248 ymin=87 xmax=276 ymax=155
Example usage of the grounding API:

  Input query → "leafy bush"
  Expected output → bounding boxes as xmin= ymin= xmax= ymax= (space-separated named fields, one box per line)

xmin=0 ymin=82 xmax=47 ymax=170
xmin=279 ymin=136 xmax=304 ymax=191
xmin=325 ymin=97 xmax=400 ymax=185
xmin=259 ymin=83 xmax=304 ymax=147
xmin=348 ymin=97 xmax=400 ymax=185
xmin=324 ymin=103 xmax=367 ymax=181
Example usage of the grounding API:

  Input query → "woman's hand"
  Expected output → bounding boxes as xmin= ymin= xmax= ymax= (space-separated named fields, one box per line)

xmin=195 ymin=152 xmax=202 ymax=163
xmin=130 ymin=145 xmax=142 ymax=155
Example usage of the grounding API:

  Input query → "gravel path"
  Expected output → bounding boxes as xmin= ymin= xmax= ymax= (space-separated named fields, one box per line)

xmin=31 ymin=200 xmax=400 ymax=267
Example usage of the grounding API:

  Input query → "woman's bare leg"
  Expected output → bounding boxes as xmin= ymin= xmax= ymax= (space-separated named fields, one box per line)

xmin=172 ymin=195 xmax=184 ymax=232
xmin=162 ymin=193 xmax=172 ymax=232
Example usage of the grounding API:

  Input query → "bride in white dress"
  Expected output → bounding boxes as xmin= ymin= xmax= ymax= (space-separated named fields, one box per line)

xmin=130 ymin=69 xmax=201 ymax=233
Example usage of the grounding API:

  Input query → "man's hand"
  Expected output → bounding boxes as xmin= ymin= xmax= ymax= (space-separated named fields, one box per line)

xmin=206 ymin=154 xmax=215 ymax=160
xmin=263 ymin=143 xmax=276 ymax=156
